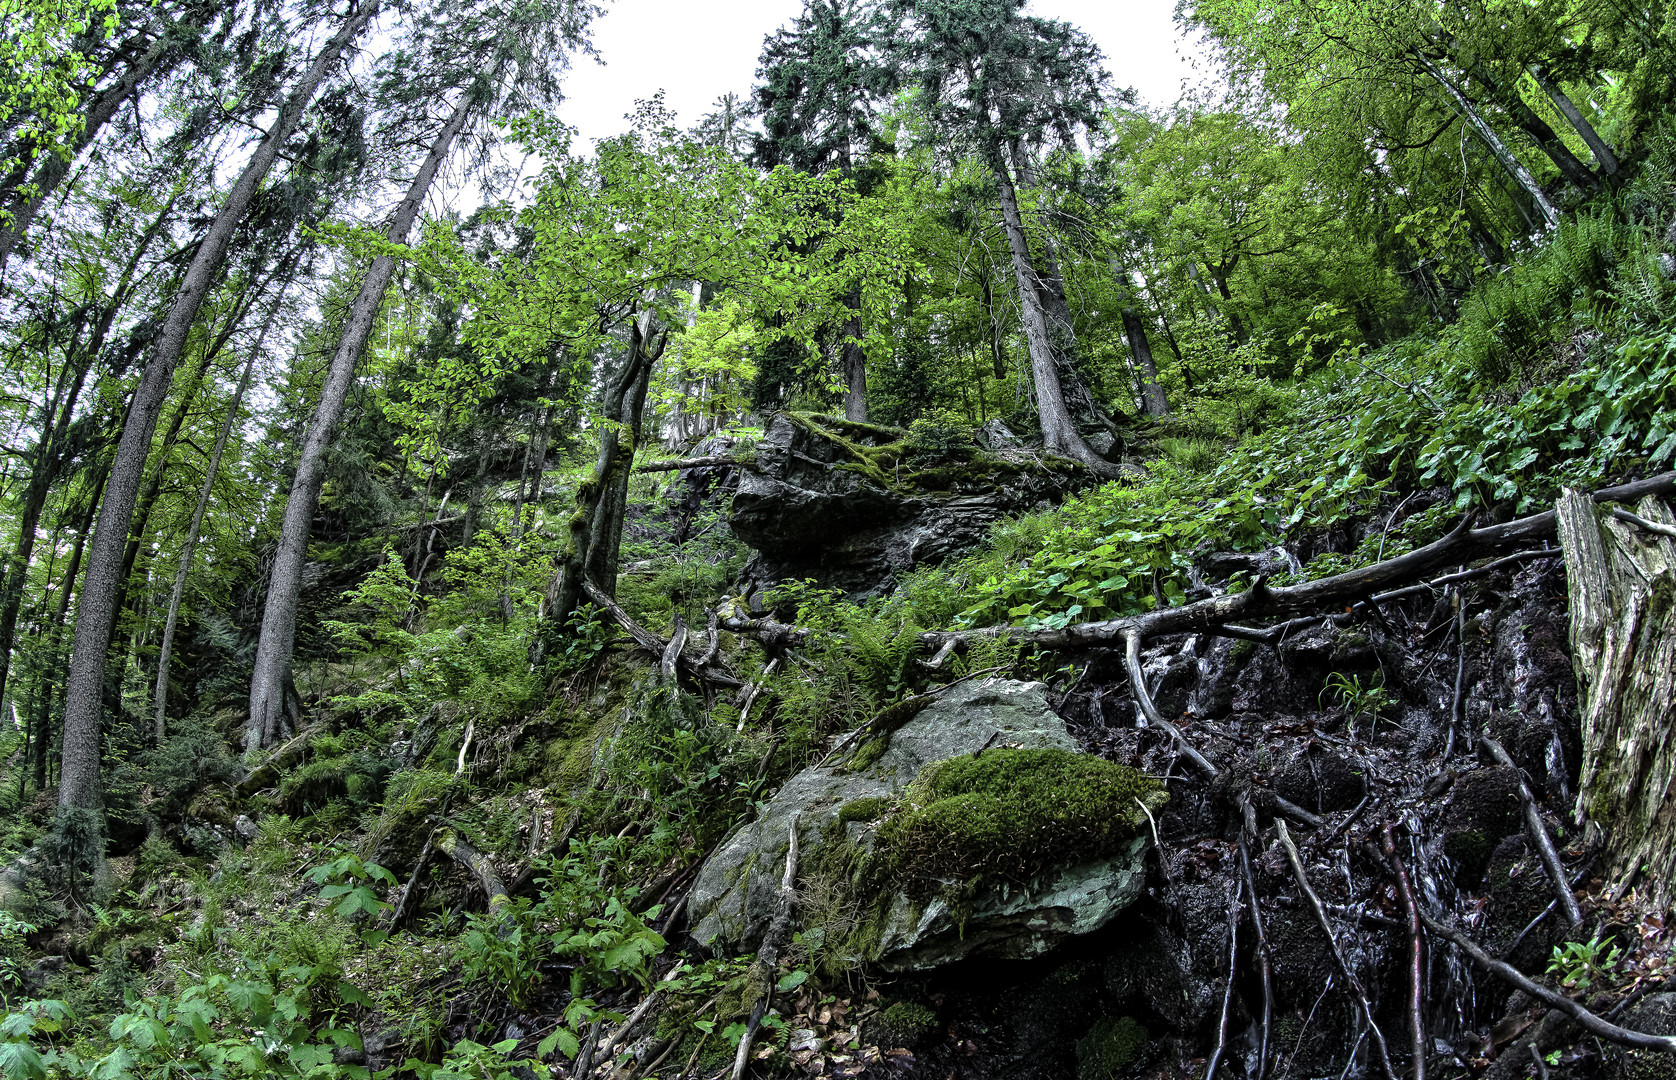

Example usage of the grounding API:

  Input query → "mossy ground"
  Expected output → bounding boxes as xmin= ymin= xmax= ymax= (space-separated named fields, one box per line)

xmin=1076 ymin=1015 xmax=1149 ymax=1080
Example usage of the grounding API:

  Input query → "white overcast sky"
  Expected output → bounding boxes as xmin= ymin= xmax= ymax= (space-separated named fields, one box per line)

xmin=554 ymin=0 xmax=1216 ymax=150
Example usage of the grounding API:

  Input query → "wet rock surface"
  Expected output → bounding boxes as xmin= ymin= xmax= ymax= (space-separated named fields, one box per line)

xmin=728 ymin=413 xmax=1087 ymax=596
xmin=688 ymin=678 xmax=1156 ymax=971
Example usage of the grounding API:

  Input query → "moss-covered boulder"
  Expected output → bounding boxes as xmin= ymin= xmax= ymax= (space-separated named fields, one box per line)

xmin=729 ymin=413 xmax=1088 ymax=596
xmin=689 ymin=678 xmax=1164 ymax=971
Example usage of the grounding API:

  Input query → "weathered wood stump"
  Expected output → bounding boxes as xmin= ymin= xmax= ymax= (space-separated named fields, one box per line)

xmin=1558 ymin=489 xmax=1676 ymax=904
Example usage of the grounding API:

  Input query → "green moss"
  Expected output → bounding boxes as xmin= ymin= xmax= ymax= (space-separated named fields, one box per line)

xmin=873 ymin=748 xmax=1165 ymax=896
xmin=276 ymin=757 xmax=351 ymax=814
xmin=837 ymin=797 xmax=891 ymax=825
xmin=875 ymin=1001 xmax=939 ymax=1047
xmin=1077 ymin=1016 xmax=1148 ymax=1080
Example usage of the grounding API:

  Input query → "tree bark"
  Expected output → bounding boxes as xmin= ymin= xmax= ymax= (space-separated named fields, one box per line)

xmin=1558 ymin=490 xmax=1676 ymax=907
xmin=154 ymin=298 xmax=277 ymax=740
xmin=1416 ymin=54 xmax=1561 ymax=230
xmin=1450 ymin=52 xmax=1599 ymax=193
xmin=1109 ymin=256 xmax=1168 ymax=417
xmin=57 ymin=0 xmax=378 ymax=822
xmin=248 ymin=90 xmax=471 ymax=751
xmin=841 ymin=308 xmax=868 ymax=423
xmin=1528 ymin=64 xmax=1618 ymax=178
xmin=984 ymin=147 xmax=1114 ymax=474
xmin=537 ymin=313 xmax=662 ymax=652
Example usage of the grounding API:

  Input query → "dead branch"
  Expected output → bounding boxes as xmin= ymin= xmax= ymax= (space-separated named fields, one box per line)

xmin=583 ymin=580 xmax=743 ymax=688
xmin=1420 ymin=912 xmax=1676 ymax=1052
xmin=661 ymin=614 xmax=688 ymax=681
xmin=634 ymin=454 xmax=746 ymax=473
xmin=1275 ymin=820 xmax=1397 ymax=1080
xmin=914 ymin=472 xmax=1674 ymax=655
xmin=732 ymin=814 xmax=801 ymax=1080
xmin=1480 ymin=736 xmax=1583 ymax=926
xmin=1612 ymin=506 xmax=1676 ymax=540
xmin=700 ymin=610 xmax=721 ymax=667
xmin=387 ymin=832 xmax=436 ymax=929
xmin=435 ymin=827 xmax=508 ymax=911
xmin=735 ymin=657 xmax=779 ymax=733
xmin=595 ymin=991 xmax=661 ymax=1068
xmin=1446 ymin=595 xmax=1467 ymax=762
xmin=1381 ymin=824 xmax=1427 ymax=1080
xmin=1126 ymin=628 xmax=1324 ymax=827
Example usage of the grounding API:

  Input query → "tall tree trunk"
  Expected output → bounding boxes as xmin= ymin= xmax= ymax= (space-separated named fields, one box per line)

xmin=1109 ymin=256 xmax=1168 ymax=417
xmin=57 ymin=0 xmax=377 ymax=824
xmin=1416 ymin=54 xmax=1562 ymax=230
xmin=984 ymin=147 xmax=1113 ymax=474
xmin=36 ymin=463 xmax=106 ymax=793
xmin=1447 ymin=51 xmax=1599 ymax=193
xmin=0 ymin=26 xmax=181 ymax=272
xmin=841 ymin=310 xmax=868 ymax=423
xmin=248 ymin=89 xmax=470 ymax=751
xmin=153 ymin=298 xmax=276 ymax=739
xmin=0 ymin=194 xmax=172 ymax=706
xmin=1009 ymin=143 xmax=1120 ymax=433
xmin=1528 ymin=64 xmax=1619 ymax=178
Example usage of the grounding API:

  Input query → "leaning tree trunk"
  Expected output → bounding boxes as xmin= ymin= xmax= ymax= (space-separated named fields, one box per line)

xmin=1416 ymin=54 xmax=1562 ymax=230
xmin=1559 ymin=489 xmax=1676 ymax=906
xmin=248 ymin=90 xmax=471 ymax=752
xmin=56 ymin=0 xmax=377 ymax=826
xmin=985 ymin=148 xmax=1114 ymax=474
xmin=154 ymin=298 xmax=277 ymax=739
xmin=1528 ymin=64 xmax=1619 ymax=180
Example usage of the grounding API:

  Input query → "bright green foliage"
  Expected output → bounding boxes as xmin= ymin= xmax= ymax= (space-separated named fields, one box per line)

xmin=1548 ymin=933 xmax=1624 ymax=994
xmin=872 ymin=748 xmax=1164 ymax=895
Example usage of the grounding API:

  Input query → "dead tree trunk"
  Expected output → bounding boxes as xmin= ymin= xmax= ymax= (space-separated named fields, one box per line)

xmin=1558 ymin=489 xmax=1676 ymax=906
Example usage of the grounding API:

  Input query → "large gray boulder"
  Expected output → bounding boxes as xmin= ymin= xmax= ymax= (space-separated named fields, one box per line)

xmin=688 ymin=679 xmax=1161 ymax=972
xmin=728 ymin=413 xmax=1087 ymax=596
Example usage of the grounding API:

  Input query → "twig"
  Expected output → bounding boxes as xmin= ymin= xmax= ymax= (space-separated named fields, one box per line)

xmin=1481 ymin=736 xmax=1583 ymax=926
xmin=1239 ymin=834 xmax=1273 ymax=1080
xmin=1381 ymin=824 xmax=1427 ymax=1080
xmin=594 ymin=992 xmax=661 ymax=1066
xmin=1205 ymin=880 xmax=1242 ymax=1080
xmin=1445 ymin=594 xmax=1468 ymax=762
xmin=731 ymin=814 xmax=801 ymax=1080
xmin=1612 ymin=506 xmax=1676 ymax=540
xmin=1275 ymin=820 xmax=1398 ymax=1080
xmin=1420 ymin=912 xmax=1676 ymax=1051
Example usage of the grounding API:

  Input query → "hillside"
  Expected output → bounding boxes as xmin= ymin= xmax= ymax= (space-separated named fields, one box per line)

xmin=3 ymin=1 xmax=1676 ymax=1079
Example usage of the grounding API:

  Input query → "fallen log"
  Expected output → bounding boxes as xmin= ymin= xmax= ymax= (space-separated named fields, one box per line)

xmin=435 ymin=827 xmax=509 ymax=911
xmin=915 ymin=471 xmax=1674 ymax=655
xmin=634 ymin=454 xmax=745 ymax=473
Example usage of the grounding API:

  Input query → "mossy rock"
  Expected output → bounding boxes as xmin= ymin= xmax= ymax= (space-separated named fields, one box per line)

xmin=1076 ymin=1016 xmax=1148 ymax=1080
xmin=873 ymin=748 xmax=1163 ymax=896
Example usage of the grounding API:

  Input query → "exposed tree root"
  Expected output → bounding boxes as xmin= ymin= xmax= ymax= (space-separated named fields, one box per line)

xmin=583 ymin=580 xmax=743 ymax=688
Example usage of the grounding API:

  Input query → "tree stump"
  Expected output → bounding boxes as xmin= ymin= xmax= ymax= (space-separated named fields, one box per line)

xmin=1558 ymin=489 xmax=1676 ymax=904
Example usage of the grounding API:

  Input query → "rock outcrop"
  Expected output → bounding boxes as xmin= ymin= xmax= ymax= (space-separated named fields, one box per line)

xmin=728 ymin=413 xmax=1088 ymax=596
xmin=688 ymin=678 xmax=1163 ymax=971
